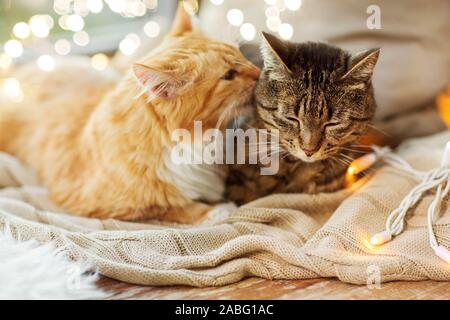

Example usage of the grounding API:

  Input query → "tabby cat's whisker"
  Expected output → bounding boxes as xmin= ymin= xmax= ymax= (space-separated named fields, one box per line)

xmin=330 ymin=156 xmax=348 ymax=168
xmin=338 ymin=147 xmax=369 ymax=154
xmin=335 ymin=154 xmax=352 ymax=165
xmin=348 ymin=144 xmax=373 ymax=149
xmin=339 ymin=153 xmax=356 ymax=162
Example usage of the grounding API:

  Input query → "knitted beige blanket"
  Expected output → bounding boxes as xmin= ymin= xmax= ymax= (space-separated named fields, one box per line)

xmin=0 ymin=131 xmax=449 ymax=287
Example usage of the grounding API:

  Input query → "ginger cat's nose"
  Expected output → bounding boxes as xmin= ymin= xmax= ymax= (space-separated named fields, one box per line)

xmin=247 ymin=66 xmax=261 ymax=80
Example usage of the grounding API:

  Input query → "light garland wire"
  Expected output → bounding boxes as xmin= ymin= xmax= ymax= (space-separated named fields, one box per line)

xmin=364 ymin=142 xmax=450 ymax=263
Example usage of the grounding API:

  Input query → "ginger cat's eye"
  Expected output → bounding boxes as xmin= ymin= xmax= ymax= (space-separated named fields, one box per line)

xmin=286 ymin=116 xmax=299 ymax=124
xmin=221 ymin=69 xmax=237 ymax=81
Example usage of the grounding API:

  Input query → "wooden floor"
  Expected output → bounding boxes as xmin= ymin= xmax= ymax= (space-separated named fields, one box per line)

xmin=98 ymin=277 xmax=450 ymax=300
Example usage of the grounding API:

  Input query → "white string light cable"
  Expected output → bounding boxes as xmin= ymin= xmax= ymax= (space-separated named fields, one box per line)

xmin=348 ymin=141 xmax=450 ymax=263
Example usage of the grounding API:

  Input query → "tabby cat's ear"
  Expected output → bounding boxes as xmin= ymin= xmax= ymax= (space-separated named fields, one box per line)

xmin=341 ymin=48 xmax=380 ymax=81
xmin=169 ymin=2 xmax=192 ymax=37
xmin=133 ymin=64 xmax=187 ymax=99
xmin=260 ymin=32 xmax=291 ymax=75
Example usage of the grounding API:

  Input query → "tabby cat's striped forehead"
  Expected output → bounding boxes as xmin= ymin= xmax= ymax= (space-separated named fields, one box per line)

xmin=255 ymin=32 xmax=380 ymax=162
xmin=287 ymin=42 xmax=350 ymax=78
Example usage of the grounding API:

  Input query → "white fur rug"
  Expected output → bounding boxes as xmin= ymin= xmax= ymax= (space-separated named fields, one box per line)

xmin=0 ymin=227 xmax=108 ymax=299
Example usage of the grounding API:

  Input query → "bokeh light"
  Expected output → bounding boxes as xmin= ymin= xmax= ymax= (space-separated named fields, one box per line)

xmin=209 ymin=0 xmax=224 ymax=5
xmin=144 ymin=0 xmax=158 ymax=10
xmin=144 ymin=21 xmax=160 ymax=38
xmin=73 ymin=31 xmax=90 ymax=46
xmin=240 ymin=23 xmax=256 ymax=41
xmin=265 ymin=6 xmax=280 ymax=18
xmin=66 ymin=14 xmax=85 ymax=32
xmin=91 ymin=53 xmax=109 ymax=70
xmin=227 ymin=9 xmax=244 ymax=26
xmin=4 ymin=40 xmax=24 ymax=58
xmin=119 ymin=33 xmax=141 ymax=56
xmin=29 ymin=15 xmax=51 ymax=38
xmin=87 ymin=0 xmax=104 ymax=14
xmin=37 ymin=55 xmax=56 ymax=72
xmin=108 ymin=0 xmax=127 ymax=13
xmin=284 ymin=0 xmax=302 ymax=11
xmin=278 ymin=23 xmax=294 ymax=39
xmin=54 ymin=0 xmax=71 ymax=15
xmin=0 ymin=54 xmax=12 ymax=70
xmin=13 ymin=22 xmax=31 ymax=39
xmin=54 ymin=39 xmax=71 ymax=55
xmin=266 ymin=17 xmax=281 ymax=32
xmin=2 ymin=78 xmax=24 ymax=103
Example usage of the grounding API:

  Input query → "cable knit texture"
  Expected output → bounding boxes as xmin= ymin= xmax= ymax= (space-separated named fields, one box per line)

xmin=0 ymin=131 xmax=449 ymax=286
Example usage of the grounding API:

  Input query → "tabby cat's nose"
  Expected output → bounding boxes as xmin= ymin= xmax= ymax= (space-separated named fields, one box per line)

xmin=302 ymin=147 xmax=319 ymax=157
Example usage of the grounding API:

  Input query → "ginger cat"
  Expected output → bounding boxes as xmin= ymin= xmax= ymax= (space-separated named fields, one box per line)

xmin=0 ymin=5 xmax=259 ymax=223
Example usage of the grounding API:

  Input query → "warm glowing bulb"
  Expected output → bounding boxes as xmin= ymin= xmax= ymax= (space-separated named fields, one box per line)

xmin=37 ymin=55 xmax=56 ymax=72
xmin=370 ymin=231 xmax=392 ymax=246
xmin=13 ymin=22 xmax=31 ymax=39
xmin=144 ymin=21 xmax=160 ymax=38
xmin=91 ymin=53 xmax=109 ymax=71
xmin=278 ymin=23 xmax=293 ymax=40
xmin=347 ymin=153 xmax=377 ymax=176
xmin=347 ymin=165 xmax=356 ymax=176
xmin=240 ymin=23 xmax=256 ymax=41
xmin=4 ymin=40 xmax=24 ymax=58
xmin=284 ymin=0 xmax=302 ymax=11
xmin=437 ymin=87 xmax=450 ymax=128
xmin=54 ymin=39 xmax=71 ymax=55
xmin=227 ymin=9 xmax=244 ymax=26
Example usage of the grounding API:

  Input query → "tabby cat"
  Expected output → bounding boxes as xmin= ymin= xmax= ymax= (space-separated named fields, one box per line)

xmin=226 ymin=32 xmax=380 ymax=205
xmin=0 ymin=5 xmax=259 ymax=223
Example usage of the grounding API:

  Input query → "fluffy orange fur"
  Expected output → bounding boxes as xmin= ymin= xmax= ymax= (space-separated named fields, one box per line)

xmin=0 ymin=6 xmax=259 ymax=223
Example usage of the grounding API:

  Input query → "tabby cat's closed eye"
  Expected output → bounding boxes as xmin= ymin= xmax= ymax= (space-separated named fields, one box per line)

xmin=324 ymin=122 xmax=340 ymax=128
xmin=286 ymin=117 xmax=300 ymax=124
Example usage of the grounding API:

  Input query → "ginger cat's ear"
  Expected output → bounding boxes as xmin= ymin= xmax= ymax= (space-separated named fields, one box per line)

xmin=341 ymin=48 xmax=380 ymax=81
xmin=169 ymin=2 xmax=192 ymax=37
xmin=133 ymin=64 xmax=187 ymax=99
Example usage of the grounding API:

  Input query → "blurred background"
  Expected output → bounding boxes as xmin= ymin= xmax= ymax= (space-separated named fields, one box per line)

xmin=0 ymin=0 xmax=175 ymax=63
xmin=0 ymin=0 xmax=449 ymax=142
